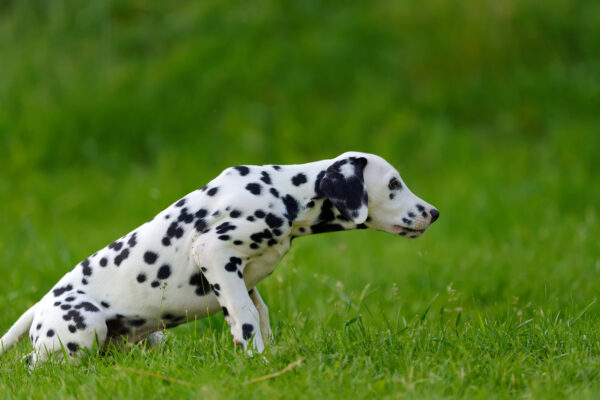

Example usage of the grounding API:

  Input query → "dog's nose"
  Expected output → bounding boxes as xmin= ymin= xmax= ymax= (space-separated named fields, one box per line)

xmin=430 ymin=208 xmax=439 ymax=223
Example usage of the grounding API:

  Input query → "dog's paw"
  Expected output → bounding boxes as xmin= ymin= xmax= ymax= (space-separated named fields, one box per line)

xmin=146 ymin=331 xmax=167 ymax=349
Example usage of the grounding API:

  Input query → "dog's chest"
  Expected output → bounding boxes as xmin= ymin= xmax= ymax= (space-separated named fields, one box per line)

xmin=243 ymin=239 xmax=291 ymax=288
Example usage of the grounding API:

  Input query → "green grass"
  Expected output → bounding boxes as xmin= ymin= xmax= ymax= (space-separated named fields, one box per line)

xmin=1 ymin=0 xmax=600 ymax=398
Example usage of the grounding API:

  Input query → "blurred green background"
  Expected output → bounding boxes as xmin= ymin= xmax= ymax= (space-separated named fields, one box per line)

xmin=1 ymin=0 xmax=599 ymax=397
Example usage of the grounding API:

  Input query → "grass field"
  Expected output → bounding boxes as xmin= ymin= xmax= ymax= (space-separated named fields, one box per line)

xmin=1 ymin=0 xmax=599 ymax=398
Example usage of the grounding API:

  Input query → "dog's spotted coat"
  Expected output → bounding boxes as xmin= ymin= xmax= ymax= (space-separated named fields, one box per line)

xmin=1 ymin=152 xmax=438 ymax=366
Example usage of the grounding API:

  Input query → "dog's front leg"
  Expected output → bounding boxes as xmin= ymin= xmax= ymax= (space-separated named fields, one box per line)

xmin=249 ymin=288 xmax=273 ymax=342
xmin=195 ymin=249 xmax=264 ymax=354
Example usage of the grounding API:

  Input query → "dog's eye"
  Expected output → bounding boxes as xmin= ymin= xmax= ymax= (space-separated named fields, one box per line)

xmin=388 ymin=178 xmax=402 ymax=190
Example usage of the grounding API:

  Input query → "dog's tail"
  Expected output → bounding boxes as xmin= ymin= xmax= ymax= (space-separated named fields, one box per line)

xmin=0 ymin=303 xmax=37 ymax=356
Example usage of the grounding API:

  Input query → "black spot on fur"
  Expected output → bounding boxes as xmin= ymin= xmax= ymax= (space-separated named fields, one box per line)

xmin=230 ymin=210 xmax=242 ymax=218
xmin=61 ymin=304 xmax=72 ymax=310
xmin=219 ymin=235 xmax=230 ymax=241
xmin=254 ymin=210 xmax=266 ymax=218
xmin=178 ymin=207 xmax=195 ymax=224
xmin=63 ymin=310 xmax=86 ymax=329
xmin=311 ymin=223 xmax=345 ymax=234
xmin=53 ymin=284 xmax=73 ymax=297
xmin=292 ymin=173 xmax=308 ymax=186
xmin=68 ymin=325 xmax=76 ymax=333
xmin=242 ymin=323 xmax=254 ymax=340
xmin=47 ymin=329 xmax=54 ymax=337
xmin=108 ymin=241 xmax=123 ymax=252
xmin=114 ymin=248 xmax=130 ymax=266
xmin=67 ymin=342 xmax=79 ymax=352
xmin=195 ymin=209 xmax=208 ymax=218
xmin=224 ymin=256 xmax=242 ymax=272
xmin=75 ymin=302 xmax=100 ymax=312
xmin=246 ymin=183 xmax=262 ymax=195
xmin=234 ymin=166 xmax=250 ymax=176
xmin=194 ymin=218 xmax=207 ymax=232
xmin=222 ymin=307 xmax=229 ymax=316
xmin=265 ymin=213 xmax=284 ymax=228
xmin=101 ymin=301 xmax=110 ymax=308
xmin=157 ymin=264 xmax=171 ymax=280
xmin=233 ymin=240 xmax=243 ymax=245
xmin=137 ymin=273 xmax=147 ymax=283
xmin=175 ymin=198 xmax=186 ymax=207
xmin=246 ymin=216 xmax=255 ymax=222
xmin=128 ymin=233 xmax=138 ymax=248
xmin=269 ymin=188 xmax=280 ymax=198
xmin=189 ymin=272 xmax=211 ymax=296
xmin=151 ymin=281 xmax=160 ymax=288
xmin=207 ymin=187 xmax=219 ymax=196
xmin=128 ymin=319 xmax=146 ymax=327
xmin=36 ymin=323 xmax=42 ymax=330
xmin=106 ymin=319 xmax=130 ymax=336
xmin=144 ymin=251 xmax=158 ymax=264
xmin=260 ymin=171 xmax=272 ymax=185
xmin=272 ymin=165 xmax=281 ymax=170
xmin=250 ymin=229 xmax=273 ymax=244
xmin=100 ymin=257 xmax=108 ymax=267
xmin=282 ymin=195 xmax=299 ymax=221
xmin=81 ymin=260 xmax=92 ymax=276
xmin=166 ymin=222 xmax=184 ymax=239
xmin=216 ymin=222 xmax=237 ymax=234
xmin=162 ymin=237 xmax=171 ymax=246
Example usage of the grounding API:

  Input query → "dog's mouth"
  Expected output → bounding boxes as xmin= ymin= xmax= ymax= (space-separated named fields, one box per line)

xmin=393 ymin=225 xmax=426 ymax=238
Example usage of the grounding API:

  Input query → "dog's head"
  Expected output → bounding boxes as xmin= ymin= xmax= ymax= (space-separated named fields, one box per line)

xmin=319 ymin=152 xmax=439 ymax=238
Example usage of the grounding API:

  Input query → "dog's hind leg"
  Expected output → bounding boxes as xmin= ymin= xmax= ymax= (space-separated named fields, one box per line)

xmin=28 ymin=292 xmax=107 ymax=368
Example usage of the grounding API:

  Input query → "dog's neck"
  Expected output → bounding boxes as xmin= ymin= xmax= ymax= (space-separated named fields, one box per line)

xmin=273 ymin=160 xmax=366 ymax=237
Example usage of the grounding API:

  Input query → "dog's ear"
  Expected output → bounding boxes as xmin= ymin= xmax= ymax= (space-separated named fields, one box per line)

xmin=317 ymin=156 xmax=369 ymax=224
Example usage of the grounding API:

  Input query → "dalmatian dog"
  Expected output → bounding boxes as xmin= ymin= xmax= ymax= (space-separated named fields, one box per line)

xmin=0 ymin=151 xmax=439 ymax=366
